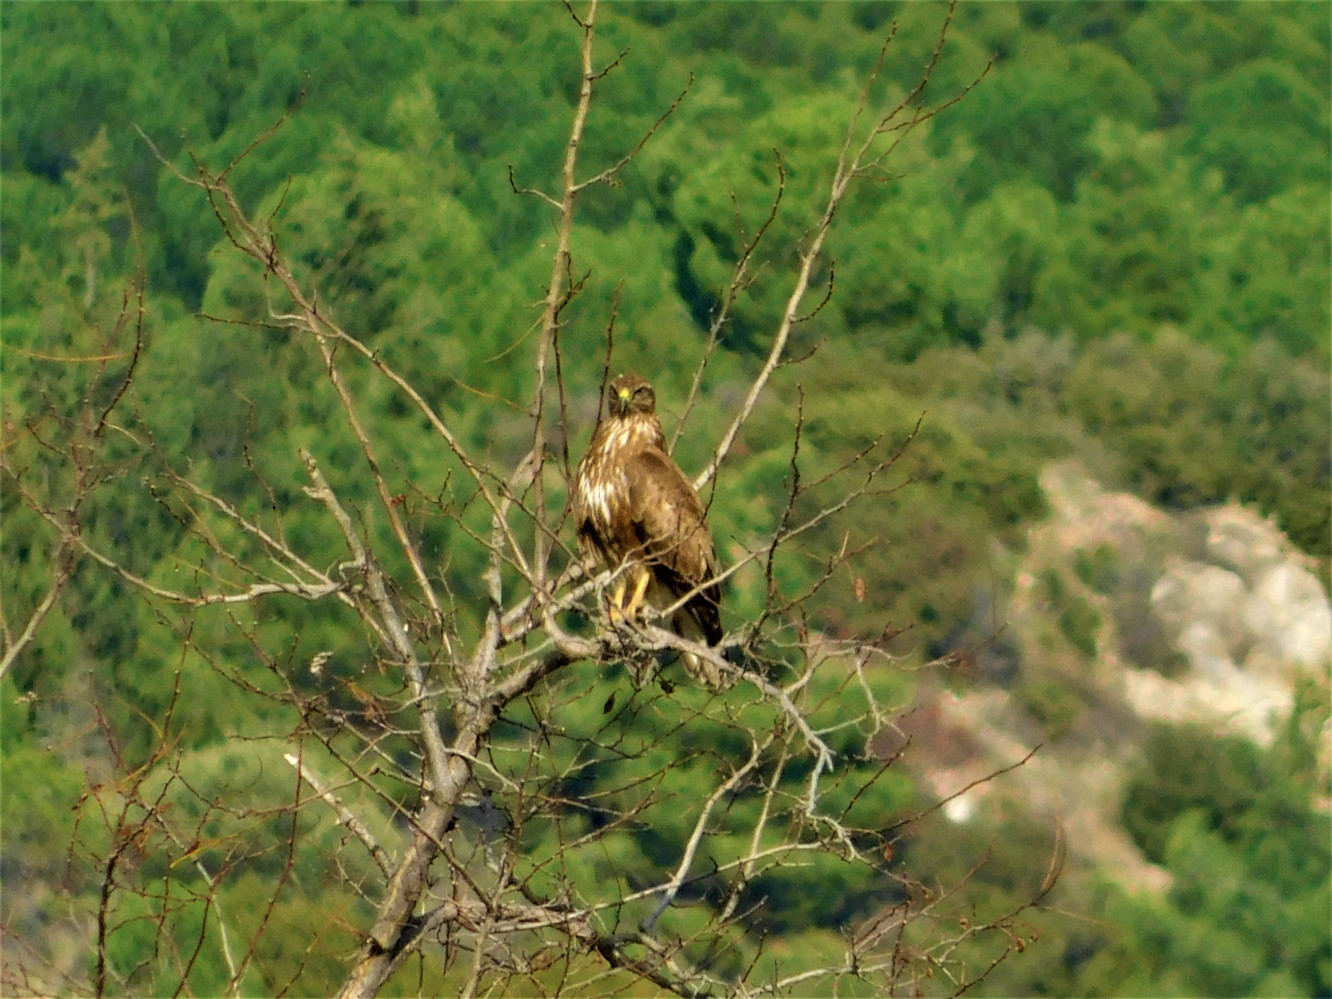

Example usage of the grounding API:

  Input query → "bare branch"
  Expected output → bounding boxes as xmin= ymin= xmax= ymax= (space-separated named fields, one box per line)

xmin=571 ymin=73 xmax=694 ymax=195
xmin=285 ymin=752 xmax=393 ymax=879
xmin=0 ymin=540 xmax=74 ymax=681
xmin=642 ymin=734 xmax=768 ymax=934
xmin=5 ymin=8 xmax=1044 ymax=999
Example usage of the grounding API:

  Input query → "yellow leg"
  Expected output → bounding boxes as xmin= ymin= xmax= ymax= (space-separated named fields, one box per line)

xmin=623 ymin=568 xmax=652 ymax=620
xmin=607 ymin=577 xmax=628 ymax=622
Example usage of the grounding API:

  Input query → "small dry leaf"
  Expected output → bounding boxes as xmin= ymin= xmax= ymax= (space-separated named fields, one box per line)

xmin=854 ymin=576 xmax=866 ymax=603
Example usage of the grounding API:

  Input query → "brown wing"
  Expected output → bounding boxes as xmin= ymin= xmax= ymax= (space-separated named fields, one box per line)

xmin=570 ymin=472 xmax=612 ymax=571
xmin=625 ymin=448 xmax=722 ymax=645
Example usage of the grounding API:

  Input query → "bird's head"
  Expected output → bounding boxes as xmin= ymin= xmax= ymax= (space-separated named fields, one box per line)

xmin=609 ymin=373 xmax=656 ymax=418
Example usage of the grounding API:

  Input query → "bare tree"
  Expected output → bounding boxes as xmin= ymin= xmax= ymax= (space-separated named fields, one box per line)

xmin=1 ymin=4 xmax=1060 ymax=997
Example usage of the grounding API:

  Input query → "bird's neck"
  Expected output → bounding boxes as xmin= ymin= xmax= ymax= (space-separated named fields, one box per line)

xmin=601 ymin=412 xmax=665 ymax=452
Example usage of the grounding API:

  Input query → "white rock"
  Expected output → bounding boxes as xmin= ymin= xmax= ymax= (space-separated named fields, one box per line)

xmin=1205 ymin=505 xmax=1286 ymax=572
xmin=1151 ymin=559 xmax=1248 ymax=666
xmin=1244 ymin=563 xmax=1332 ymax=669
xmin=943 ymin=793 xmax=975 ymax=824
xmin=1135 ymin=506 xmax=1331 ymax=744
xmin=1122 ymin=663 xmax=1292 ymax=746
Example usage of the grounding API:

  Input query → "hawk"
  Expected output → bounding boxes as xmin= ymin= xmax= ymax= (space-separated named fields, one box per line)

xmin=571 ymin=373 xmax=725 ymax=688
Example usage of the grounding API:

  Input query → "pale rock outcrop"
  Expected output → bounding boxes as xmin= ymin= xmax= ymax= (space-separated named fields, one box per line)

xmin=1132 ymin=506 xmax=1331 ymax=743
xmin=897 ymin=464 xmax=1327 ymax=890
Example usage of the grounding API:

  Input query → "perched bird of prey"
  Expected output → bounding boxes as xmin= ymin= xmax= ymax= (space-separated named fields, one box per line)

xmin=571 ymin=373 xmax=725 ymax=687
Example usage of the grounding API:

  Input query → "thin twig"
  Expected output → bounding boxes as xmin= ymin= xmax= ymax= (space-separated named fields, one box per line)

xmin=284 ymin=752 xmax=393 ymax=878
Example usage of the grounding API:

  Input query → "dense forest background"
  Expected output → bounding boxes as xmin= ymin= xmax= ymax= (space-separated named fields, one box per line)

xmin=3 ymin=2 xmax=1329 ymax=997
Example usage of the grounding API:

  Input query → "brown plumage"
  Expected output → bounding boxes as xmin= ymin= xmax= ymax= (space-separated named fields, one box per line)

xmin=571 ymin=373 xmax=725 ymax=687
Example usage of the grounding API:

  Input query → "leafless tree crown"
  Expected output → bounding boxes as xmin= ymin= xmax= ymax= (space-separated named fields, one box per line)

xmin=1 ymin=4 xmax=1059 ymax=997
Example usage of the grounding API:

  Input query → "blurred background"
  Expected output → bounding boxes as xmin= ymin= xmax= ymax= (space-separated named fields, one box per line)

xmin=3 ymin=3 xmax=1328 ymax=995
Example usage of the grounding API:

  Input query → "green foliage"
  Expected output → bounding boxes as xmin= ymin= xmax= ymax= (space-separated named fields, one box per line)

xmin=0 ymin=680 xmax=89 ymax=893
xmin=985 ymin=697 xmax=1332 ymax=999
xmin=939 ymin=40 xmax=1104 ymax=202
xmin=901 ymin=802 xmax=1062 ymax=951
xmin=2 ymin=3 xmax=1328 ymax=995
xmin=1072 ymin=543 xmax=1117 ymax=594
xmin=1037 ymin=568 xmax=1101 ymax=660
xmin=1019 ymin=678 xmax=1084 ymax=741
xmin=1186 ymin=57 xmax=1330 ymax=204
xmin=1118 ymin=708 xmax=1332 ymax=995
xmin=1101 ymin=755 xmax=1331 ymax=998
xmin=1121 ymin=723 xmax=1268 ymax=865
xmin=1065 ymin=330 xmax=1330 ymax=556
